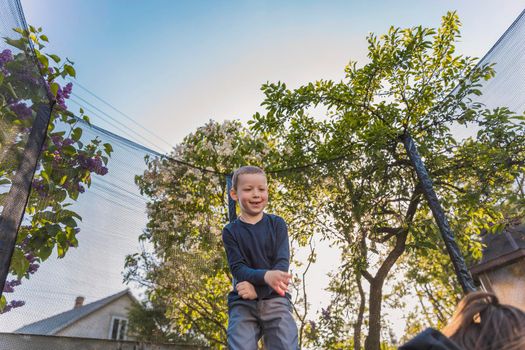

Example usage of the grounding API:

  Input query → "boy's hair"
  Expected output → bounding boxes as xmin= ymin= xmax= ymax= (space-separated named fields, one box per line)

xmin=442 ymin=291 xmax=525 ymax=350
xmin=231 ymin=166 xmax=266 ymax=190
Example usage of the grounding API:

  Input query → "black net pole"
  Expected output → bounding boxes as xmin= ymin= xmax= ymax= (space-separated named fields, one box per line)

xmin=226 ymin=174 xmax=237 ymax=223
xmin=226 ymin=174 xmax=238 ymax=290
xmin=0 ymin=103 xmax=53 ymax=299
xmin=402 ymin=132 xmax=476 ymax=293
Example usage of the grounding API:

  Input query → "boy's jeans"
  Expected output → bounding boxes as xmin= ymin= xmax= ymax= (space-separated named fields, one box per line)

xmin=227 ymin=297 xmax=299 ymax=350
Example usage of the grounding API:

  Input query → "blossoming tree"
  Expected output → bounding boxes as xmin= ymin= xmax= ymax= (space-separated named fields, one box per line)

xmin=0 ymin=26 xmax=112 ymax=312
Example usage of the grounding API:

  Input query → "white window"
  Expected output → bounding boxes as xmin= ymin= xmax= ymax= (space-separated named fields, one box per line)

xmin=109 ymin=316 xmax=128 ymax=340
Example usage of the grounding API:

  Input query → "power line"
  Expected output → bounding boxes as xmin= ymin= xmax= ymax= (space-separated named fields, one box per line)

xmin=70 ymin=98 xmax=154 ymax=149
xmin=69 ymin=79 xmax=174 ymax=149
xmin=70 ymin=94 xmax=167 ymax=153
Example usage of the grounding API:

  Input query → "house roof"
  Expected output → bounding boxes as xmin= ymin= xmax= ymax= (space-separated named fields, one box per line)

xmin=14 ymin=289 xmax=135 ymax=335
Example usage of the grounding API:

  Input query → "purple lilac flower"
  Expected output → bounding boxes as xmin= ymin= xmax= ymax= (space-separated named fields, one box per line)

xmin=0 ymin=49 xmax=13 ymax=74
xmin=3 ymin=279 xmax=22 ymax=293
xmin=3 ymin=283 xmax=14 ymax=293
xmin=62 ymin=82 xmax=72 ymax=98
xmin=52 ymin=150 xmax=62 ymax=163
xmin=51 ymin=135 xmax=62 ymax=146
xmin=31 ymin=178 xmax=47 ymax=197
xmin=63 ymin=138 xmax=74 ymax=146
xmin=28 ymin=263 xmax=39 ymax=274
xmin=77 ymin=155 xmax=108 ymax=175
xmin=0 ymin=49 xmax=13 ymax=64
xmin=55 ymin=83 xmax=73 ymax=110
xmin=1 ymin=300 xmax=26 ymax=313
xmin=25 ymin=253 xmax=37 ymax=263
xmin=20 ymin=236 xmax=31 ymax=248
xmin=10 ymin=300 xmax=25 ymax=308
xmin=9 ymin=102 xmax=32 ymax=120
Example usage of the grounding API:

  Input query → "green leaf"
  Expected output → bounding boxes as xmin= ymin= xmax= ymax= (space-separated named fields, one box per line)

xmin=103 ymin=143 xmax=113 ymax=155
xmin=72 ymin=127 xmax=83 ymax=142
xmin=64 ymin=64 xmax=76 ymax=78
xmin=45 ymin=224 xmax=61 ymax=237
xmin=0 ymin=71 xmax=4 ymax=86
xmin=4 ymin=37 xmax=26 ymax=50
xmin=62 ymin=145 xmax=76 ymax=156
xmin=40 ymin=34 xmax=49 ymax=42
xmin=0 ymin=295 xmax=6 ymax=311
xmin=37 ymin=54 xmax=49 ymax=68
xmin=50 ymin=82 xmax=59 ymax=97
xmin=38 ymin=245 xmax=53 ymax=261
xmin=55 ymin=189 xmax=67 ymax=203
xmin=61 ymin=209 xmax=82 ymax=220
xmin=60 ymin=216 xmax=77 ymax=228
xmin=7 ymin=82 xmax=18 ymax=99
xmin=11 ymin=249 xmax=29 ymax=278
xmin=48 ymin=54 xmax=60 ymax=63
xmin=82 ymin=115 xmax=91 ymax=125
xmin=70 ymin=189 xmax=79 ymax=201
xmin=57 ymin=244 xmax=65 ymax=258
xmin=40 ymin=170 xmax=50 ymax=184
xmin=59 ymin=175 xmax=67 ymax=185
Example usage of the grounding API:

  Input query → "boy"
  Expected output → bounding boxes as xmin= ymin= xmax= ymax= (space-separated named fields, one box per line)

xmin=222 ymin=166 xmax=298 ymax=350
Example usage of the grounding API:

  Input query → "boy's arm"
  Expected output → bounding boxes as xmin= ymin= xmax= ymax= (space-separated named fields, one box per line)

xmin=272 ymin=217 xmax=290 ymax=272
xmin=222 ymin=227 xmax=268 ymax=286
xmin=262 ymin=217 xmax=292 ymax=297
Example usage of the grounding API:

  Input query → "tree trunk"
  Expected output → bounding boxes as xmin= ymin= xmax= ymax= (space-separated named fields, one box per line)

xmin=365 ymin=280 xmax=383 ymax=350
xmin=354 ymin=274 xmax=365 ymax=350
xmin=364 ymin=189 xmax=421 ymax=350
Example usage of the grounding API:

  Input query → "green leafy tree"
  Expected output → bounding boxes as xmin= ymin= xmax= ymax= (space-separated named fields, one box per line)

xmin=127 ymin=297 xmax=206 ymax=346
xmin=250 ymin=12 xmax=525 ymax=350
xmin=0 ymin=26 xmax=112 ymax=311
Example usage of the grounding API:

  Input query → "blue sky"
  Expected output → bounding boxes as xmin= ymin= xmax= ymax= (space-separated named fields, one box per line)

xmin=21 ymin=0 xmax=525 ymax=152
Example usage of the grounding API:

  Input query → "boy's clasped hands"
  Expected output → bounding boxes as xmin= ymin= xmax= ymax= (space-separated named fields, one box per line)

xmin=236 ymin=270 xmax=292 ymax=300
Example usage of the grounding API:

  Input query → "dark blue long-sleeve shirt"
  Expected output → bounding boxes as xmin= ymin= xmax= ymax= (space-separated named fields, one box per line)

xmin=222 ymin=213 xmax=290 ymax=303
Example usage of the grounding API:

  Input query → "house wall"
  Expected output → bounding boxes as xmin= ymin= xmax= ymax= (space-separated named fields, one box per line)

xmin=0 ymin=333 xmax=208 ymax=350
xmin=482 ymin=260 xmax=525 ymax=311
xmin=55 ymin=295 xmax=134 ymax=339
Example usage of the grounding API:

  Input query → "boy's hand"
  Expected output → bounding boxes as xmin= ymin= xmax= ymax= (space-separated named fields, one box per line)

xmin=236 ymin=281 xmax=258 ymax=300
xmin=264 ymin=270 xmax=292 ymax=297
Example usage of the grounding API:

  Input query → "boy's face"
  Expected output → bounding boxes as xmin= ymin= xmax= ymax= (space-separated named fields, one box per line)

xmin=230 ymin=173 xmax=268 ymax=218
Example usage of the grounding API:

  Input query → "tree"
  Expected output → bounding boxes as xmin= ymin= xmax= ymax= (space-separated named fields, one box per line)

xmin=126 ymin=119 xmax=330 ymax=348
xmin=127 ymin=297 xmax=207 ymax=346
xmin=125 ymin=120 xmax=280 ymax=348
xmin=0 ymin=26 xmax=112 ymax=312
xmin=250 ymin=12 xmax=525 ymax=349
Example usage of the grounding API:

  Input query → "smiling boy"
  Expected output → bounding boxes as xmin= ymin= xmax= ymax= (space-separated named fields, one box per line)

xmin=222 ymin=166 xmax=298 ymax=350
